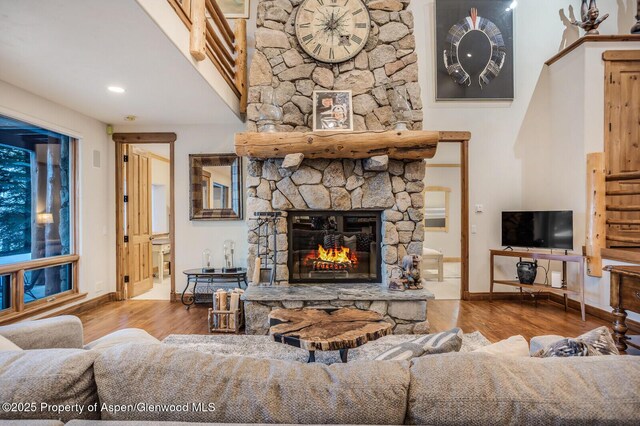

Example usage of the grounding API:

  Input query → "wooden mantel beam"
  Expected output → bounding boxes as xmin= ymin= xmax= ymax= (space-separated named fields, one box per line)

xmin=234 ymin=130 xmax=470 ymax=160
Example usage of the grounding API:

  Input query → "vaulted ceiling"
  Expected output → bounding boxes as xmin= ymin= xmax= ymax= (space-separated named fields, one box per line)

xmin=0 ymin=0 xmax=241 ymax=125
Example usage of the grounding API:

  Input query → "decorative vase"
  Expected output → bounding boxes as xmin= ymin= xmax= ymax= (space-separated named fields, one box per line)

xmin=517 ymin=261 xmax=538 ymax=285
xmin=386 ymin=81 xmax=412 ymax=130
xmin=257 ymin=90 xmax=282 ymax=133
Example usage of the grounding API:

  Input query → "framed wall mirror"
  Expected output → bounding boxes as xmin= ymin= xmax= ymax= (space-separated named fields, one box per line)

xmin=189 ymin=154 xmax=242 ymax=220
xmin=424 ymin=186 xmax=451 ymax=232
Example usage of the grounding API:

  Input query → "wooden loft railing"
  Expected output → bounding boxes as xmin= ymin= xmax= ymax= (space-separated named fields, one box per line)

xmin=586 ymin=152 xmax=640 ymax=276
xmin=168 ymin=0 xmax=247 ymax=114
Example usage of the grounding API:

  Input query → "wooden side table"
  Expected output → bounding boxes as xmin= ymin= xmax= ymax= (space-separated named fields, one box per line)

xmin=605 ymin=265 xmax=640 ymax=353
xmin=490 ymin=249 xmax=586 ymax=321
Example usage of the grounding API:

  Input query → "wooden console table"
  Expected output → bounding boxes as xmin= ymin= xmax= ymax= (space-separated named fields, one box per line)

xmin=490 ymin=249 xmax=586 ymax=321
xmin=604 ymin=265 xmax=640 ymax=353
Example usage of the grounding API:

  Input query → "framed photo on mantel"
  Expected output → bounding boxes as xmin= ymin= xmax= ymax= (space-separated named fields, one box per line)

xmin=436 ymin=0 xmax=514 ymax=100
xmin=312 ymin=90 xmax=354 ymax=132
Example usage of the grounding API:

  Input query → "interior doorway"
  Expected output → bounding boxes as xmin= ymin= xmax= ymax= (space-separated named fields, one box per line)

xmin=113 ymin=133 xmax=176 ymax=301
xmin=423 ymin=144 xmax=463 ymax=300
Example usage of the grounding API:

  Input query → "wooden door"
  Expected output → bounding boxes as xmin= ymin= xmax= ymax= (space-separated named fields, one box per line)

xmin=125 ymin=146 xmax=154 ymax=297
xmin=604 ymin=51 xmax=640 ymax=249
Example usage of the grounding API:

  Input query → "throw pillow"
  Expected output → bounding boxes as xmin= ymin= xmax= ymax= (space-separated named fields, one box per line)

xmin=374 ymin=328 xmax=464 ymax=361
xmin=529 ymin=335 xmax=564 ymax=356
xmin=473 ymin=335 xmax=529 ymax=357
xmin=374 ymin=342 xmax=425 ymax=361
xmin=533 ymin=326 xmax=619 ymax=357
xmin=577 ymin=326 xmax=619 ymax=356
xmin=0 ymin=335 xmax=22 ymax=351
xmin=413 ymin=328 xmax=464 ymax=355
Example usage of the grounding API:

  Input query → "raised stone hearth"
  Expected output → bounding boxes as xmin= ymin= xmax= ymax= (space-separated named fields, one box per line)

xmin=243 ymin=283 xmax=433 ymax=335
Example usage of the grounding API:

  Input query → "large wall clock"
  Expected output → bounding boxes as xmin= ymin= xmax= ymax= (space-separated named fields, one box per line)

xmin=295 ymin=0 xmax=371 ymax=64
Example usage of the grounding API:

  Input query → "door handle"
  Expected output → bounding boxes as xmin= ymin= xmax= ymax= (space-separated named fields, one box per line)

xmin=635 ymin=291 xmax=640 ymax=300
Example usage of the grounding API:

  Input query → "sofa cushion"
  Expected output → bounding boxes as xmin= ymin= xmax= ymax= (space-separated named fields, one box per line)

xmin=0 ymin=334 xmax=22 ymax=351
xmin=0 ymin=316 xmax=83 ymax=350
xmin=84 ymin=329 xmax=160 ymax=352
xmin=94 ymin=343 xmax=410 ymax=424
xmin=473 ymin=335 xmax=529 ymax=357
xmin=0 ymin=349 xmax=99 ymax=422
xmin=407 ymin=352 xmax=640 ymax=425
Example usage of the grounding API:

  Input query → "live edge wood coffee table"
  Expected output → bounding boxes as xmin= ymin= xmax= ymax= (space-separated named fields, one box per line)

xmin=268 ymin=308 xmax=392 ymax=363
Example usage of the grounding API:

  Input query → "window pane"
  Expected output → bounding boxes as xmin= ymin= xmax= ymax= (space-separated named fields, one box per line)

xmin=24 ymin=263 xmax=72 ymax=303
xmin=0 ymin=115 xmax=73 ymax=266
xmin=0 ymin=275 xmax=10 ymax=311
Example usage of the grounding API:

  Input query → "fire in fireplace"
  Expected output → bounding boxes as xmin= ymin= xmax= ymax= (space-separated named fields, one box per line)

xmin=304 ymin=244 xmax=359 ymax=271
xmin=288 ymin=211 xmax=381 ymax=283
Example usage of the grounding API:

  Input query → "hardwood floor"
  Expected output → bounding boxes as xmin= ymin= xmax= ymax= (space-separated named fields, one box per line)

xmin=76 ymin=298 xmax=613 ymax=344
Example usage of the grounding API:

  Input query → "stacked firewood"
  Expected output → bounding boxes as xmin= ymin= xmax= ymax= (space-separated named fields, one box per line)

xmin=208 ymin=288 xmax=244 ymax=333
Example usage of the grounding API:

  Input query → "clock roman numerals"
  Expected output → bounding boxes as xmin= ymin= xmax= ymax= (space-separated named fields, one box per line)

xmin=295 ymin=0 xmax=371 ymax=63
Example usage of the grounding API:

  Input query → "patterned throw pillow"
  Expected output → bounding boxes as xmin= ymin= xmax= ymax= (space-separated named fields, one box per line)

xmin=533 ymin=326 xmax=619 ymax=358
xmin=413 ymin=328 xmax=464 ymax=355
xmin=374 ymin=342 xmax=425 ymax=361
xmin=374 ymin=328 xmax=463 ymax=361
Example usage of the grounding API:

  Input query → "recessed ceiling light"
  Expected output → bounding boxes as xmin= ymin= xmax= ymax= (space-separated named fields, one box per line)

xmin=108 ymin=86 xmax=125 ymax=94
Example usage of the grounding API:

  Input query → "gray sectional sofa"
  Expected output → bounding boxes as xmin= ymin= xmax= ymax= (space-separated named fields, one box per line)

xmin=1 ymin=316 xmax=639 ymax=425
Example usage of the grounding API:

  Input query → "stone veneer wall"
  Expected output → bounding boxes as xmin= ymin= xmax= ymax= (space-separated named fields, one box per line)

xmin=246 ymin=157 xmax=426 ymax=285
xmin=247 ymin=0 xmax=422 ymax=132
xmin=245 ymin=0 xmax=426 ymax=286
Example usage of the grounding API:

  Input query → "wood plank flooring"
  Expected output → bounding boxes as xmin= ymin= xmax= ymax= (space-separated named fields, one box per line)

xmin=76 ymin=298 xmax=613 ymax=344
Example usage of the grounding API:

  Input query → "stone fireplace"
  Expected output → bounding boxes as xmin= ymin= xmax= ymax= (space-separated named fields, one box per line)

xmin=246 ymin=157 xmax=426 ymax=287
xmin=240 ymin=0 xmax=435 ymax=335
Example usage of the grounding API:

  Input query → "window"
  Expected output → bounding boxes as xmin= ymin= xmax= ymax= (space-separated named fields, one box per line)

xmin=0 ymin=275 xmax=10 ymax=311
xmin=0 ymin=114 xmax=78 ymax=321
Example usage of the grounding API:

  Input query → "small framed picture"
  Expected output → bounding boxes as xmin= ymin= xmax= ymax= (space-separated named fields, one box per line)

xmin=312 ymin=90 xmax=353 ymax=132
xmin=217 ymin=0 xmax=250 ymax=19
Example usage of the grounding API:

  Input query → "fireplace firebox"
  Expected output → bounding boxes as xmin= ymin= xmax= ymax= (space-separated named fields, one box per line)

xmin=287 ymin=211 xmax=382 ymax=283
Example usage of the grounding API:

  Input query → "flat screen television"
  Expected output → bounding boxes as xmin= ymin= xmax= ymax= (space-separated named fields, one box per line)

xmin=502 ymin=211 xmax=573 ymax=250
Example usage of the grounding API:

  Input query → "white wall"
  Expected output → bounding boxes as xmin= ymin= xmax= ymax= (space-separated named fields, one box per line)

xmin=411 ymin=0 xmax=638 ymax=300
xmin=0 ymin=80 xmax=116 ymax=314
xmin=532 ymin=41 xmax=640 ymax=323
xmin=113 ymin=123 xmax=247 ymax=292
